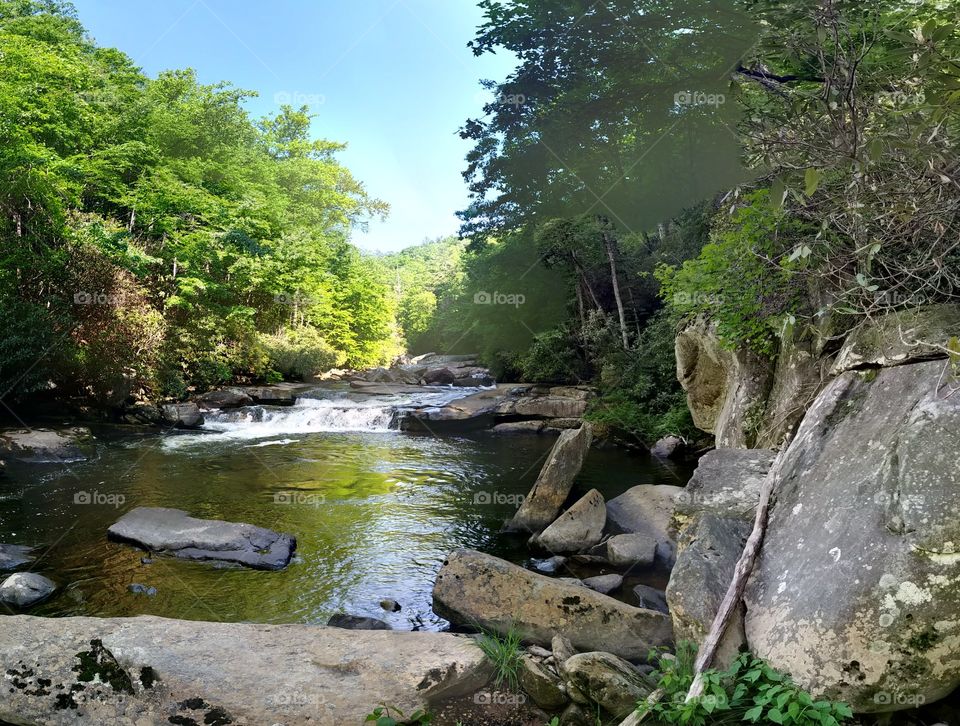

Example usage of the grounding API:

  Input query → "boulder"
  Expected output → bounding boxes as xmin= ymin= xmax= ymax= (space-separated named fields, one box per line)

xmin=651 ymin=435 xmax=685 ymax=459
xmin=0 ymin=427 xmax=94 ymax=463
xmin=160 ymin=403 xmax=204 ymax=429
xmin=241 ymin=385 xmax=298 ymax=406
xmin=667 ymin=514 xmax=750 ymax=669
xmin=506 ymin=424 xmax=593 ymax=534
xmin=433 ymin=550 xmax=672 ymax=660
xmin=0 ymin=615 xmax=491 ymax=725
xmin=547 ymin=387 xmax=594 ymax=401
xmin=0 ymin=573 xmax=56 ymax=608
xmin=605 ymin=533 xmax=657 ymax=569
xmin=560 ymin=652 xmax=657 ymax=719
xmin=830 ymin=305 xmax=960 ymax=375
xmin=327 ymin=614 xmax=391 ymax=630
xmin=552 ymin=633 xmax=577 ymax=665
xmin=380 ymin=599 xmax=402 ymax=613
xmin=545 ymin=418 xmax=583 ymax=430
xmin=745 ymin=360 xmax=960 ymax=711
xmin=107 ymin=507 xmax=296 ymax=570
xmin=423 ymin=367 xmax=456 ymax=385
xmin=675 ymin=448 xmax=777 ymax=523
xmin=493 ymin=420 xmax=546 ymax=435
xmin=532 ymin=489 xmax=606 ymax=553
xmin=519 ymin=654 xmax=568 ymax=710
xmin=0 ymin=544 xmax=33 ymax=571
xmin=605 ymin=484 xmax=683 ymax=567
xmin=194 ymin=389 xmax=254 ymax=410
xmin=514 ymin=397 xmax=588 ymax=419
xmin=581 ymin=574 xmax=622 ymax=595
xmin=632 ymin=585 xmax=669 ymax=615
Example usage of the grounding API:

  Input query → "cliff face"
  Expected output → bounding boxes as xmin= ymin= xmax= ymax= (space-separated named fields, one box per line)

xmin=672 ymin=307 xmax=960 ymax=713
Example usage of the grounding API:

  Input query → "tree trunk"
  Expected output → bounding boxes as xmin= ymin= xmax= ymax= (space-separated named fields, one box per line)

xmin=603 ymin=231 xmax=629 ymax=349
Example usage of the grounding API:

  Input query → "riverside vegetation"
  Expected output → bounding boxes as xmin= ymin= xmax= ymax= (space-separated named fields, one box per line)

xmin=2 ymin=0 xmax=960 ymax=725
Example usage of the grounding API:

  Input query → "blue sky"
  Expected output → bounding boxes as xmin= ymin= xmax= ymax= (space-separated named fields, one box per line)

xmin=70 ymin=0 xmax=516 ymax=252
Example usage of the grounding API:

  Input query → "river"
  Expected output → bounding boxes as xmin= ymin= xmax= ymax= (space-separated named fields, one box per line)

xmin=0 ymin=384 xmax=691 ymax=629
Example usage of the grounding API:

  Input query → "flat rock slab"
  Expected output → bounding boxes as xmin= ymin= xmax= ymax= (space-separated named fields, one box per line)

xmin=433 ymin=549 xmax=672 ymax=661
xmin=0 ymin=427 xmax=94 ymax=463
xmin=0 ymin=615 xmax=491 ymax=725
xmin=108 ymin=507 xmax=296 ymax=570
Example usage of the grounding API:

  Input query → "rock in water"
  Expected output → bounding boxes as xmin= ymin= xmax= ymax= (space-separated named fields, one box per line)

xmin=108 ymin=507 xmax=296 ymax=570
xmin=560 ymin=651 xmax=657 ymax=718
xmin=506 ymin=424 xmax=593 ymax=534
xmin=581 ymin=574 xmax=622 ymax=595
xmin=194 ymin=389 xmax=254 ymax=409
xmin=0 ymin=615 xmax=492 ymax=725
xmin=605 ymin=533 xmax=657 ymax=568
xmin=650 ymin=435 xmax=685 ymax=459
xmin=745 ymin=360 xmax=960 ymax=712
xmin=160 ymin=403 xmax=204 ymax=429
xmin=327 ymin=614 xmax=392 ymax=630
xmin=0 ymin=427 xmax=94 ymax=463
xmin=632 ymin=585 xmax=669 ymax=615
xmin=532 ymin=489 xmax=606 ymax=553
xmin=0 ymin=544 xmax=33 ymax=571
xmin=605 ymin=484 xmax=683 ymax=567
xmin=0 ymin=573 xmax=56 ymax=608
xmin=432 ymin=549 xmax=671 ymax=660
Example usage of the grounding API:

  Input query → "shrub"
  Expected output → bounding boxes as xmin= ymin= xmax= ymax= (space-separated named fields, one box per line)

xmin=518 ymin=326 xmax=589 ymax=384
xmin=261 ymin=326 xmax=344 ymax=381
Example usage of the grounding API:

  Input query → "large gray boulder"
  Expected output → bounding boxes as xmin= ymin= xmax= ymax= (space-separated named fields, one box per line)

xmin=745 ymin=360 xmax=960 ymax=712
xmin=675 ymin=448 xmax=776 ymax=523
xmin=518 ymin=654 xmax=568 ymax=710
xmin=0 ymin=572 xmax=56 ymax=608
xmin=532 ymin=489 xmax=606 ymax=553
xmin=513 ymin=396 xmax=588 ymax=419
xmin=194 ymin=389 xmax=253 ymax=410
xmin=107 ymin=507 xmax=296 ymax=570
xmin=0 ymin=615 xmax=491 ymax=725
xmin=605 ymin=484 xmax=683 ymax=566
xmin=667 ymin=514 xmax=749 ymax=669
xmin=161 ymin=403 xmax=204 ymax=429
xmin=433 ymin=550 xmax=672 ymax=660
xmin=0 ymin=427 xmax=94 ymax=463
xmin=559 ymin=651 xmax=657 ymax=719
xmin=506 ymin=424 xmax=593 ymax=533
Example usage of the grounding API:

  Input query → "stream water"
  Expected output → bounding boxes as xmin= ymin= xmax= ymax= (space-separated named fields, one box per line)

xmin=0 ymin=384 xmax=692 ymax=630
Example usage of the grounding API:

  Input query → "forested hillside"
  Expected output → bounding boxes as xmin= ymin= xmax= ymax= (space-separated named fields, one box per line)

xmin=0 ymin=0 xmax=402 ymax=406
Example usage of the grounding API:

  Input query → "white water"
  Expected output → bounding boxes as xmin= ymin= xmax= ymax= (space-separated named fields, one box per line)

xmin=162 ymin=385 xmax=488 ymax=449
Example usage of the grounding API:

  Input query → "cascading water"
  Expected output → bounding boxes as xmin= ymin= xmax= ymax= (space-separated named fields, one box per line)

xmin=161 ymin=384 xmax=488 ymax=448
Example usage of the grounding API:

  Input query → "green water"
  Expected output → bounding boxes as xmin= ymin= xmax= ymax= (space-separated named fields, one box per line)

xmin=0 ymin=391 xmax=691 ymax=629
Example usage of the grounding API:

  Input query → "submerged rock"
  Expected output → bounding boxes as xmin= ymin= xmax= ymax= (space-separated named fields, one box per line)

xmin=107 ymin=507 xmax=297 ymax=570
xmin=0 ymin=427 xmax=94 ymax=463
xmin=532 ymin=489 xmax=605 ymax=553
xmin=506 ymin=424 xmax=593 ymax=534
xmin=327 ymin=613 xmax=392 ymax=630
xmin=605 ymin=484 xmax=683 ymax=567
xmin=433 ymin=550 xmax=671 ymax=660
xmin=127 ymin=583 xmax=157 ymax=597
xmin=0 ymin=544 xmax=33 ymax=571
xmin=194 ymin=389 xmax=254 ymax=410
xmin=0 ymin=572 xmax=56 ymax=608
xmin=745 ymin=360 xmax=960 ymax=712
xmin=581 ymin=574 xmax=622 ymax=595
xmin=632 ymin=585 xmax=669 ymax=615
xmin=0 ymin=614 xmax=492 ymax=725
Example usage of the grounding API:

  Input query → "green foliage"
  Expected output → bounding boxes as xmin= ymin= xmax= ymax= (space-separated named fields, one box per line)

xmin=0 ymin=0 xmax=395 ymax=406
xmin=364 ymin=703 xmax=432 ymax=726
xmin=640 ymin=644 xmax=854 ymax=726
xmin=657 ymin=192 xmax=809 ymax=356
xmin=476 ymin=626 xmax=524 ymax=691
xmin=261 ymin=327 xmax=343 ymax=381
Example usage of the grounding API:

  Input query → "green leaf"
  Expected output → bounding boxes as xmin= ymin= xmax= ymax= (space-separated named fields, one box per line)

xmin=804 ymin=167 xmax=821 ymax=196
xmin=768 ymin=707 xmax=785 ymax=724
xmin=745 ymin=705 xmax=764 ymax=722
xmin=769 ymin=178 xmax=786 ymax=211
